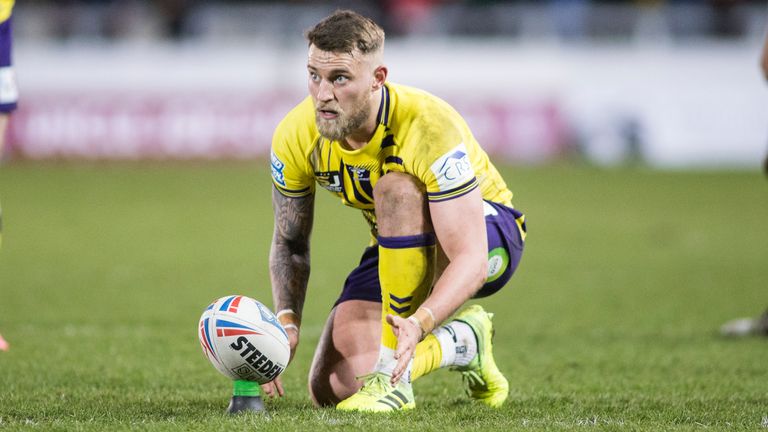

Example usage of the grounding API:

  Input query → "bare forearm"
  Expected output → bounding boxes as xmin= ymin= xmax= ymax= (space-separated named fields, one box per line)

xmin=269 ymin=240 xmax=311 ymax=315
xmin=424 ymin=189 xmax=488 ymax=326
xmin=269 ymin=187 xmax=314 ymax=318
xmin=421 ymin=253 xmax=487 ymax=325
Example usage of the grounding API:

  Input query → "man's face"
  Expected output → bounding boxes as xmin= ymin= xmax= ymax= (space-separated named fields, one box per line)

xmin=307 ymin=45 xmax=375 ymax=141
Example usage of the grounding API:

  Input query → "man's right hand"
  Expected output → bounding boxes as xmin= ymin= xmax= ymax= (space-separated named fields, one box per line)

xmin=261 ymin=376 xmax=285 ymax=398
xmin=260 ymin=326 xmax=299 ymax=398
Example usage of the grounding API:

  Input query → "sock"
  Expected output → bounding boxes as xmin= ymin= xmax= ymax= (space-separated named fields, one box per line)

xmin=375 ymin=346 xmax=413 ymax=384
xmin=410 ymin=333 xmax=441 ymax=381
xmin=446 ymin=321 xmax=478 ymax=367
xmin=376 ymin=233 xmax=435 ymax=380
xmin=411 ymin=320 xmax=478 ymax=381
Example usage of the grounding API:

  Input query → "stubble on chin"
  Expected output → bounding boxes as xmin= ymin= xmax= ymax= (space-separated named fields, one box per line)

xmin=315 ymin=103 xmax=370 ymax=142
xmin=315 ymin=115 xmax=345 ymax=142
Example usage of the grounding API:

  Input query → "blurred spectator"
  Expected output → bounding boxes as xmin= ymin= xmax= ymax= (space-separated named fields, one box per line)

xmin=49 ymin=0 xmax=198 ymax=41
xmin=51 ymin=0 xmax=141 ymax=40
xmin=156 ymin=0 xmax=199 ymax=40
xmin=709 ymin=0 xmax=747 ymax=38
xmin=379 ymin=0 xmax=441 ymax=36
xmin=549 ymin=0 xmax=590 ymax=40
xmin=16 ymin=0 xmax=766 ymax=42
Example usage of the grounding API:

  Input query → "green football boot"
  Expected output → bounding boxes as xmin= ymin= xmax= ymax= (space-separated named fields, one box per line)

xmin=452 ymin=304 xmax=509 ymax=408
xmin=336 ymin=372 xmax=415 ymax=412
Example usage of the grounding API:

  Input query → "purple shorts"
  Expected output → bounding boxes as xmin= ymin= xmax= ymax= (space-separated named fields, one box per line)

xmin=335 ymin=200 xmax=526 ymax=306
xmin=0 ymin=16 xmax=16 ymax=113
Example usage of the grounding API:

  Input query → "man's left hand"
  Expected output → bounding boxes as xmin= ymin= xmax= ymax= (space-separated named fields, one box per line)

xmin=386 ymin=314 xmax=421 ymax=385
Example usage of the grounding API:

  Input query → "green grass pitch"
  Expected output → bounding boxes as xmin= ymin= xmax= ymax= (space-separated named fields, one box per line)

xmin=0 ymin=161 xmax=766 ymax=431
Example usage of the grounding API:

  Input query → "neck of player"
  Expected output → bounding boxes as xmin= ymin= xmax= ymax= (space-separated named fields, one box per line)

xmin=341 ymin=87 xmax=383 ymax=151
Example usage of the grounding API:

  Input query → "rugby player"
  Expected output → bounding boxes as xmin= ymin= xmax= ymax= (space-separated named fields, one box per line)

xmin=0 ymin=0 xmax=16 ymax=353
xmin=718 ymin=26 xmax=768 ymax=339
xmin=264 ymin=10 xmax=526 ymax=411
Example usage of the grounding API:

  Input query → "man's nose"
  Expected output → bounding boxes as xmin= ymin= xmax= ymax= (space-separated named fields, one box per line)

xmin=316 ymin=80 xmax=334 ymax=102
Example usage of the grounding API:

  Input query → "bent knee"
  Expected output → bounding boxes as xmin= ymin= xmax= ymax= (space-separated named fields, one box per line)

xmin=373 ymin=172 xmax=425 ymax=207
xmin=308 ymin=367 xmax=360 ymax=407
xmin=374 ymin=172 xmax=431 ymax=236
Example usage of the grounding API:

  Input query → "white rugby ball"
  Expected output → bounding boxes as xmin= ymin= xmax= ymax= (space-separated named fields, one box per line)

xmin=198 ymin=295 xmax=290 ymax=384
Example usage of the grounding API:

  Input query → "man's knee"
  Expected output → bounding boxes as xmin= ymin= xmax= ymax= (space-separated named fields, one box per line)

xmin=307 ymin=301 xmax=381 ymax=406
xmin=374 ymin=172 xmax=425 ymax=205
xmin=374 ymin=172 xmax=431 ymax=236
xmin=308 ymin=368 xmax=347 ymax=407
xmin=307 ymin=346 xmax=373 ymax=407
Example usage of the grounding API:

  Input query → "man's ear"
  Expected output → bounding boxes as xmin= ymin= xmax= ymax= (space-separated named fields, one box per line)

xmin=372 ymin=65 xmax=388 ymax=91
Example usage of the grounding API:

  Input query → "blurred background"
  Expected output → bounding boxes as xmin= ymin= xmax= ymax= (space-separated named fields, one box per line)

xmin=3 ymin=3 xmax=768 ymax=427
xmin=5 ymin=0 xmax=768 ymax=168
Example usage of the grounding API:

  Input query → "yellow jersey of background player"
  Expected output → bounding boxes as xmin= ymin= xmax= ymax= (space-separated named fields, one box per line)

xmin=270 ymin=82 xmax=516 ymax=236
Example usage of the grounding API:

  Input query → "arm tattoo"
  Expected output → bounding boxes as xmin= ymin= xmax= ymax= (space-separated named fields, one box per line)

xmin=269 ymin=187 xmax=314 ymax=320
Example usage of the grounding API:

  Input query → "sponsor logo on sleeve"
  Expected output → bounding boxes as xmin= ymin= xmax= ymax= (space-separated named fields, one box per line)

xmin=430 ymin=143 xmax=474 ymax=191
xmin=270 ymin=151 xmax=286 ymax=187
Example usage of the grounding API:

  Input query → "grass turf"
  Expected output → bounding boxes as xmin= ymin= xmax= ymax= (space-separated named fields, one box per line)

xmin=0 ymin=161 xmax=766 ymax=431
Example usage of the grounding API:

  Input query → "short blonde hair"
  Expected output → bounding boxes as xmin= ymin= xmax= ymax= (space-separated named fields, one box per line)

xmin=305 ymin=9 xmax=385 ymax=55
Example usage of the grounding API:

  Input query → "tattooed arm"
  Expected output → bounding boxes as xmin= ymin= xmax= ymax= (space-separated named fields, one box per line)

xmin=269 ymin=186 xmax=314 ymax=349
xmin=262 ymin=187 xmax=314 ymax=399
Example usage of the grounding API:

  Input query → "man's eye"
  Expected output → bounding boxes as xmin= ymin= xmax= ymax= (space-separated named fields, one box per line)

xmin=334 ymin=76 xmax=348 ymax=84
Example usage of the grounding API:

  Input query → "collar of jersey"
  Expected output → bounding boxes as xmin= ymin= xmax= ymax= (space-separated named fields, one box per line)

xmin=329 ymin=85 xmax=391 ymax=155
xmin=332 ymin=121 xmax=388 ymax=156
xmin=375 ymin=84 xmax=391 ymax=127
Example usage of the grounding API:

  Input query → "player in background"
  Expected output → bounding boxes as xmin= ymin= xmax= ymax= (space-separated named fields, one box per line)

xmin=263 ymin=10 xmax=526 ymax=411
xmin=763 ymin=18 xmax=768 ymax=178
xmin=0 ymin=0 xmax=17 ymax=352
xmin=718 ymin=23 xmax=768 ymax=338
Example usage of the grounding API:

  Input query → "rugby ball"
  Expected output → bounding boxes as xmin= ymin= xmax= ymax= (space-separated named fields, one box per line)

xmin=198 ymin=295 xmax=290 ymax=384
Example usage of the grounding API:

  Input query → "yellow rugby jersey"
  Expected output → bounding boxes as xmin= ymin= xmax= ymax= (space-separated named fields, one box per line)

xmin=270 ymin=82 xmax=514 ymax=233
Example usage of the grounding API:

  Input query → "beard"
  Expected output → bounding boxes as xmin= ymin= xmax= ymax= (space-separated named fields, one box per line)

xmin=315 ymin=94 xmax=371 ymax=142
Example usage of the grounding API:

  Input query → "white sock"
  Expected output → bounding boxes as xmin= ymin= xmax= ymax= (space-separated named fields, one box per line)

xmin=434 ymin=321 xmax=478 ymax=367
xmin=433 ymin=326 xmax=457 ymax=367
xmin=375 ymin=345 xmax=413 ymax=384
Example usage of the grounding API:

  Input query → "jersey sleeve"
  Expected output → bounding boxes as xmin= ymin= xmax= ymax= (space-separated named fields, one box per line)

xmin=409 ymin=109 xmax=478 ymax=203
xmin=270 ymin=114 xmax=315 ymax=198
xmin=423 ymin=142 xmax=478 ymax=202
